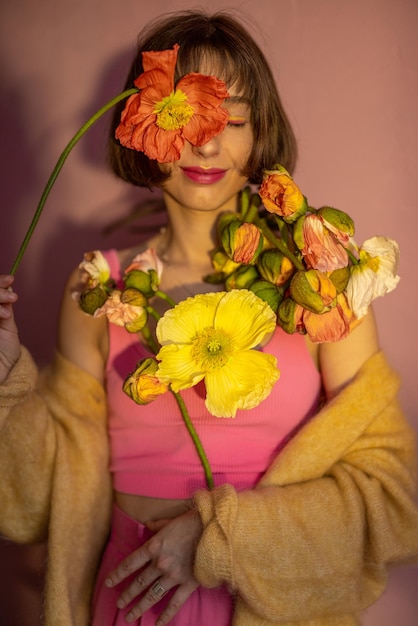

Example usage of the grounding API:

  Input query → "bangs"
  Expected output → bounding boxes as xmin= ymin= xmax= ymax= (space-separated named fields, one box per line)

xmin=174 ymin=43 xmax=250 ymax=97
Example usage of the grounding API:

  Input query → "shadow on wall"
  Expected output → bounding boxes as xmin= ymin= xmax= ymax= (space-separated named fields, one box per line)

xmin=0 ymin=48 xmax=165 ymax=626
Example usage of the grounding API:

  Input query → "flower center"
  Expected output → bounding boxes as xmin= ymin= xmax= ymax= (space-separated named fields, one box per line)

xmin=154 ymin=89 xmax=195 ymax=131
xmin=191 ymin=327 xmax=232 ymax=371
xmin=360 ymin=250 xmax=380 ymax=273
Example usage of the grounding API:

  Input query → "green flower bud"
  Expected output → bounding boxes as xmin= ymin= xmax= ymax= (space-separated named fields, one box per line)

xmin=225 ymin=265 xmax=259 ymax=290
xmin=317 ymin=206 xmax=355 ymax=237
xmin=215 ymin=211 xmax=240 ymax=242
xmin=210 ymin=249 xmax=241 ymax=275
xmin=79 ymin=286 xmax=108 ymax=315
xmin=221 ymin=221 xmax=263 ymax=264
xmin=277 ymin=298 xmax=304 ymax=335
xmin=329 ymin=266 xmax=350 ymax=294
xmin=257 ymin=249 xmax=295 ymax=286
xmin=292 ymin=214 xmax=307 ymax=251
xmin=121 ymin=287 xmax=148 ymax=307
xmin=290 ymin=271 xmax=328 ymax=313
xmin=250 ymin=280 xmax=284 ymax=313
xmin=124 ymin=269 xmax=155 ymax=298
xmin=124 ymin=308 xmax=148 ymax=333
xmin=123 ymin=357 xmax=168 ymax=404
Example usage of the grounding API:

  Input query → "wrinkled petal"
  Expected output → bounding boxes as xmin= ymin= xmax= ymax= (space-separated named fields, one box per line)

xmin=302 ymin=214 xmax=348 ymax=271
xmin=205 ymin=350 xmax=280 ymax=418
xmin=115 ymin=45 xmax=229 ymax=162
xmin=125 ymin=248 xmax=164 ymax=278
xmin=303 ymin=296 xmax=353 ymax=343
xmin=346 ymin=266 xmax=376 ymax=319
xmin=361 ymin=236 xmax=400 ymax=296
xmin=156 ymin=292 xmax=224 ymax=345
xmin=94 ymin=290 xmax=144 ymax=327
xmin=156 ymin=344 xmax=205 ymax=390
xmin=78 ymin=250 xmax=110 ymax=288
xmin=214 ymin=290 xmax=276 ymax=350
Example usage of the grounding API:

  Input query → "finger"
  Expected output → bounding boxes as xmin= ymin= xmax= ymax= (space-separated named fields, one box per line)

xmin=115 ymin=565 xmax=161 ymax=610
xmin=125 ymin=579 xmax=198 ymax=625
xmin=155 ymin=581 xmax=199 ymax=626
xmin=124 ymin=578 xmax=173 ymax=623
xmin=0 ymin=275 xmax=15 ymax=289
xmin=0 ymin=286 xmax=18 ymax=306
xmin=105 ymin=546 xmax=153 ymax=587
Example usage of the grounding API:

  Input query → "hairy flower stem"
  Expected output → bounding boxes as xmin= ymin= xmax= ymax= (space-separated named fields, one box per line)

xmin=10 ymin=87 xmax=139 ymax=276
xmin=172 ymin=390 xmax=214 ymax=490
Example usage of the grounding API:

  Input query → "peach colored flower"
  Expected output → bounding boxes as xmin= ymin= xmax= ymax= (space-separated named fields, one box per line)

xmin=259 ymin=167 xmax=307 ymax=223
xmin=302 ymin=294 xmax=355 ymax=343
xmin=290 ymin=269 xmax=337 ymax=313
xmin=94 ymin=290 xmax=147 ymax=332
xmin=299 ymin=213 xmax=349 ymax=272
xmin=279 ymin=293 xmax=355 ymax=343
xmin=115 ymin=45 xmax=229 ymax=162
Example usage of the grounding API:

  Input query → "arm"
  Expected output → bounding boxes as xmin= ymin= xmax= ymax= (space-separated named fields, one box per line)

xmin=0 ymin=269 xmax=108 ymax=543
xmin=193 ymin=317 xmax=418 ymax=622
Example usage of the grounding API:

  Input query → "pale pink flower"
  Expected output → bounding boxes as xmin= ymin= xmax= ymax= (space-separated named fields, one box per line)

xmin=94 ymin=290 xmax=145 ymax=327
xmin=125 ymin=248 xmax=164 ymax=279
xmin=301 ymin=214 xmax=349 ymax=272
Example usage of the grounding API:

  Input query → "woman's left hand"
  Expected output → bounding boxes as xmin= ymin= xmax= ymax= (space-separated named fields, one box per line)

xmin=105 ymin=508 xmax=202 ymax=625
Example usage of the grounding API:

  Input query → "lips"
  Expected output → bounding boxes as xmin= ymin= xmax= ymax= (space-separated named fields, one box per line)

xmin=181 ymin=167 xmax=227 ymax=184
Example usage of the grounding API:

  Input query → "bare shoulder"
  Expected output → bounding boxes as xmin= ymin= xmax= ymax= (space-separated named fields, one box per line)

xmin=319 ymin=308 xmax=380 ymax=399
xmin=57 ymin=266 xmax=108 ymax=384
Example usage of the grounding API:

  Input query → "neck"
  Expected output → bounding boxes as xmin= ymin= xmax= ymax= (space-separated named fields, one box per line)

xmin=159 ymin=195 xmax=235 ymax=270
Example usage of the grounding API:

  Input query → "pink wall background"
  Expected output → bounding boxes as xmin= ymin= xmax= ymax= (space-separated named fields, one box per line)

xmin=0 ymin=0 xmax=417 ymax=623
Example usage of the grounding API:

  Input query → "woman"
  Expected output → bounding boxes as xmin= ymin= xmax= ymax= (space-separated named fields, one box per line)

xmin=0 ymin=10 xmax=417 ymax=626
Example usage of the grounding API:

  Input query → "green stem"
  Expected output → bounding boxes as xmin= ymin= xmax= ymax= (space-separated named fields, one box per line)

xmin=345 ymin=246 xmax=359 ymax=265
xmin=141 ymin=323 xmax=160 ymax=355
xmin=172 ymin=390 xmax=214 ymax=490
xmin=154 ymin=290 xmax=177 ymax=308
xmin=257 ymin=220 xmax=305 ymax=270
xmin=10 ymin=87 xmax=139 ymax=275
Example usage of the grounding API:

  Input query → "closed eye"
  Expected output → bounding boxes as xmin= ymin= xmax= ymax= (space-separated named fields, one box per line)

xmin=227 ymin=116 xmax=247 ymax=127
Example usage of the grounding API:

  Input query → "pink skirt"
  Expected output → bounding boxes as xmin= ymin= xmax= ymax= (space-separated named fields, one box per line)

xmin=92 ymin=504 xmax=234 ymax=625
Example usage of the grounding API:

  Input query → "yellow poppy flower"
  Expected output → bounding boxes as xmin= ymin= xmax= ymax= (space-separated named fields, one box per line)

xmin=156 ymin=290 xmax=280 ymax=418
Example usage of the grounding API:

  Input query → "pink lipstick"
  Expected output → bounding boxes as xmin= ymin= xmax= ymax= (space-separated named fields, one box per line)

xmin=181 ymin=167 xmax=226 ymax=184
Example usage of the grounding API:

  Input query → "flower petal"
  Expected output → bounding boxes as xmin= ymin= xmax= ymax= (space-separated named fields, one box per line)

xmin=156 ymin=293 xmax=224 ymax=345
xmin=205 ymin=350 xmax=280 ymax=418
xmin=156 ymin=344 xmax=204 ymax=391
xmin=214 ymin=290 xmax=276 ymax=350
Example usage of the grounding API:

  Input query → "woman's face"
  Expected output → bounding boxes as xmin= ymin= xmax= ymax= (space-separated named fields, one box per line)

xmin=158 ymin=82 xmax=253 ymax=215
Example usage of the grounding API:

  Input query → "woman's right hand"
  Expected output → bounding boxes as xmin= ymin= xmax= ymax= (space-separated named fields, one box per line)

xmin=0 ymin=275 xmax=21 ymax=383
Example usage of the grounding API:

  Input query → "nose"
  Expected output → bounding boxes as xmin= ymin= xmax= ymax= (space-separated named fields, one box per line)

xmin=191 ymin=135 xmax=221 ymax=158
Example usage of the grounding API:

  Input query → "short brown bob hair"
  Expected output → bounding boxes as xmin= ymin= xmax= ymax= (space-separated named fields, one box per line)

xmin=108 ymin=10 xmax=297 ymax=188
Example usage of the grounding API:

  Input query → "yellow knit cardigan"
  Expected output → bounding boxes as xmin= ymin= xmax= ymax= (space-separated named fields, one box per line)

xmin=0 ymin=347 xmax=417 ymax=625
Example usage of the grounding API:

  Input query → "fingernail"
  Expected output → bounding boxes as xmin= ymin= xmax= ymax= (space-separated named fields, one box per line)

xmin=105 ymin=578 xmax=113 ymax=587
xmin=126 ymin=612 xmax=134 ymax=623
xmin=117 ymin=598 xmax=126 ymax=609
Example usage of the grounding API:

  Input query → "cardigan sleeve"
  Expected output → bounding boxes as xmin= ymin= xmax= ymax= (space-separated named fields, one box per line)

xmin=0 ymin=346 xmax=107 ymax=544
xmin=193 ymin=351 xmax=418 ymax=623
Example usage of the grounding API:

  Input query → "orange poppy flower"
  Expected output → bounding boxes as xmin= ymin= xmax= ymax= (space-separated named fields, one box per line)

xmin=115 ymin=44 xmax=229 ymax=162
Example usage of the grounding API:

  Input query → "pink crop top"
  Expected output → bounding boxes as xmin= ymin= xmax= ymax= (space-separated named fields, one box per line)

xmin=104 ymin=249 xmax=322 ymax=498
